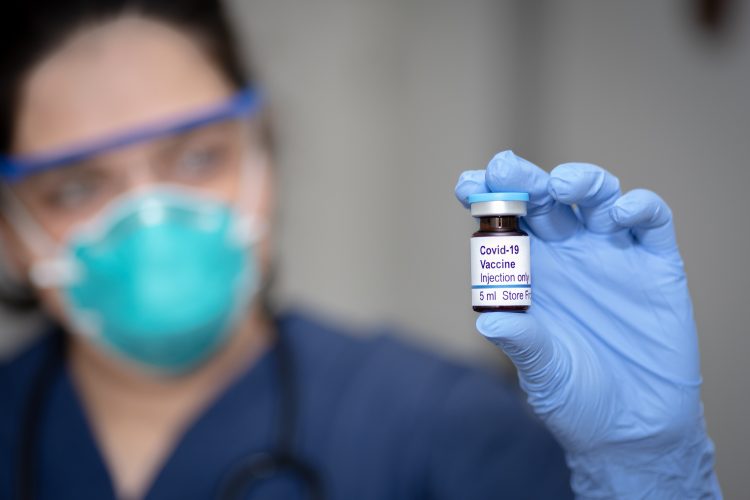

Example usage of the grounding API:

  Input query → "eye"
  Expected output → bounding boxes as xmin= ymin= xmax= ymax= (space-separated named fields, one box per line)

xmin=171 ymin=143 xmax=230 ymax=179
xmin=43 ymin=175 xmax=104 ymax=211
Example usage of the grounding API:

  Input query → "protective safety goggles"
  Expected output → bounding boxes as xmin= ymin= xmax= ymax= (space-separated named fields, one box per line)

xmin=0 ymin=87 xmax=263 ymax=183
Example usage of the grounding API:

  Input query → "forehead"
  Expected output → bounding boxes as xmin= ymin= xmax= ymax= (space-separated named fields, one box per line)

xmin=13 ymin=16 xmax=235 ymax=157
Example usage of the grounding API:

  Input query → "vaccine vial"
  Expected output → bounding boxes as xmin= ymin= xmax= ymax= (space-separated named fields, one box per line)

xmin=468 ymin=193 xmax=531 ymax=312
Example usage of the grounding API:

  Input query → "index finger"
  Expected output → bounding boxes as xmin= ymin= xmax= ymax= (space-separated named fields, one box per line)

xmin=455 ymin=150 xmax=578 ymax=241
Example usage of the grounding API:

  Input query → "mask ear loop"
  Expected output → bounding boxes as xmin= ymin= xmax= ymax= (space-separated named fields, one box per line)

xmin=0 ymin=185 xmax=82 ymax=289
xmin=230 ymin=148 xmax=269 ymax=247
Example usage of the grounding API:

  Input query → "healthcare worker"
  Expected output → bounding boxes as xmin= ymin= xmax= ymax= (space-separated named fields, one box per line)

xmin=0 ymin=0 xmax=721 ymax=499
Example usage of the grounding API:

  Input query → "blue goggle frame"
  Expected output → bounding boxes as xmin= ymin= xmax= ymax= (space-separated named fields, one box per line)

xmin=0 ymin=87 xmax=262 ymax=183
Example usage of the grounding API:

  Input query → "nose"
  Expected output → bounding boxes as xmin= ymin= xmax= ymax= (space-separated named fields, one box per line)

xmin=119 ymin=153 xmax=161 ymax=194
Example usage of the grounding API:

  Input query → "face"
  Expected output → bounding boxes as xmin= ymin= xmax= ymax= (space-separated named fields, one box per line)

xmin=2 ymin=16 xmax=274 ymax=326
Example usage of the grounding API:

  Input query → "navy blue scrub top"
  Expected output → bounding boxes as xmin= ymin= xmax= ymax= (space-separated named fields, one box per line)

xmin=0 ymin=310 xmax=572 ymax=499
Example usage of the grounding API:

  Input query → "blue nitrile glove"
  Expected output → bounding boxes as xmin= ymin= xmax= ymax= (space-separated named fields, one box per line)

xmin=455 ymin=150 xmax=721 ymax=499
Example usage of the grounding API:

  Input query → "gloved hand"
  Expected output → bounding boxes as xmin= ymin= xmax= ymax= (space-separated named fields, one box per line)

xmin=455 ymin=150 xmax=721 ymax=499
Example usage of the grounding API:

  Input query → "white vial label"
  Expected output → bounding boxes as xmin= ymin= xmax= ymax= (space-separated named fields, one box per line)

xmin=470 ymin=236 xmax=531 ymax=308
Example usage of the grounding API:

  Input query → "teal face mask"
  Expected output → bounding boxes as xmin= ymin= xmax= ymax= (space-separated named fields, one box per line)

xmin=27 ymin=189 xmax=260 ymax=374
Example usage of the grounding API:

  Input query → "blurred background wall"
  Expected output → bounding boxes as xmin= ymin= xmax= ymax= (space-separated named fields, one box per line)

xmin=1 ymin=0 xmax=747 ymax=495
xmin=229 ymin=0 xmax=750 ymax=494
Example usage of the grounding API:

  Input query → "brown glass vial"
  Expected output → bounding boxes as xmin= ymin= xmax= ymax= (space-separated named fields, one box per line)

xmin=472 ymin=216 xmax=529 ymax=312
xmin=468 ymin=193 xmax=531 ymax=312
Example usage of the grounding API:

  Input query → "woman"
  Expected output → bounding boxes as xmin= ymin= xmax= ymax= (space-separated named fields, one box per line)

xmin=0 ymin=1 xmax=720 ymax=499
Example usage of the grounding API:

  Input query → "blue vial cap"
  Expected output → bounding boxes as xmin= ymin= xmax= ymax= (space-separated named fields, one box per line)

xmin=467 ymin=192 xmax=529 ymax=204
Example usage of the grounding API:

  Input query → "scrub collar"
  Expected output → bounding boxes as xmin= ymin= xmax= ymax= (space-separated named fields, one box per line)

xmin=0 ymin=87 xmax=262 ymax=183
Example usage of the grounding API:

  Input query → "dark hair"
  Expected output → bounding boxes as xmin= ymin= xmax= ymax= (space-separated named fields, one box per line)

xmin=0 ymin=0 xmax=272 ymax=311
xmin=1 ymin=0 xmax=253 ymax=154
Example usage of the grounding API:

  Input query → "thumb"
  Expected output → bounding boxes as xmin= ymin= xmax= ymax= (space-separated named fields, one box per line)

xmin=476 ymin=312 xmax=567 ymax=394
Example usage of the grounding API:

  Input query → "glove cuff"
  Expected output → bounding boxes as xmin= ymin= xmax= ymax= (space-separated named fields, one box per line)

xmin=565 ymin=416 xmax=721 ymax=499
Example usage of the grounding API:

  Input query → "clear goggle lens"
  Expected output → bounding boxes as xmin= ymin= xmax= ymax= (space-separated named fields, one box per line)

xmin=0 ymin=88 xmax=264 ymax=238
